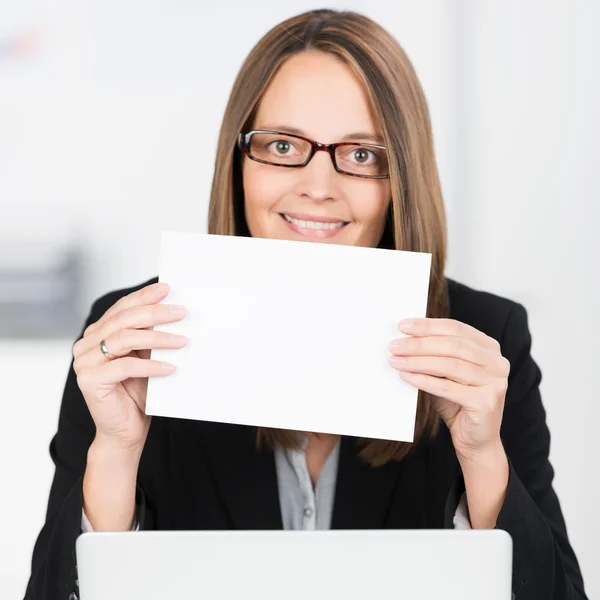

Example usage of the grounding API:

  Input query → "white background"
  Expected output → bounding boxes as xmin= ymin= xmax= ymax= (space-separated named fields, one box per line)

xmin=1 ymin=1 xmax=598 ymax=598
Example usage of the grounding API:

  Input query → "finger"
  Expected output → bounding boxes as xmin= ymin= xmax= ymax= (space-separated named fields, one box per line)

xmin=396 ymin=371 xmax=477 ymax=408
xmin=389 ymin=355 xmax=489 ymax=386
xmin=75 ymin=303 xmax=187 ymax=358
xmin=398 ymin=318 xmax=500 ymax=353
xmin=389 ymin=335 xmax=493 ymax=368
xmin=74 ymin=329 xmax=187 ymax=372
xmin=82 ymin=282 xmax=170 ymax=339
xmin=77 ymin=356 xmax=176 ymax=389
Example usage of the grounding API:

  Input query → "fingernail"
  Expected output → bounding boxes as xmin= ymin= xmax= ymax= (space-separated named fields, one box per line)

xmin=399 ymin=319 xmax=416 ymax=331
xmin=169 ymin=334 xmax=187 ymax=344
xmin=156 ymin=282 xmax=169 ymax=294
xmin=161 ymin=362 xmax=177 ymax=373
xmin=169 ymin=305 xmax=187 ymax=317
xmin=390 ymin=356 xmax=407 ymax=366
xmin=389 ymin=339 xmax=404 ymax=353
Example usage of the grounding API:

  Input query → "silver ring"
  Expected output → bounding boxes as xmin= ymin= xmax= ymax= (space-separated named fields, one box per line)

xmin=100 ymin=339 xmax=115 ymax=360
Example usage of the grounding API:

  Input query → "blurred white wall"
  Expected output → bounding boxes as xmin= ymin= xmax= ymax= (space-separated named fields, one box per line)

xmin=0 ymin=0 xmax=598 ymax=598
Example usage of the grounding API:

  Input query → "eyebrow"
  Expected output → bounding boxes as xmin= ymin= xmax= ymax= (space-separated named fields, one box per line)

xmin=256 ymin=124 xmax=385 ymax=145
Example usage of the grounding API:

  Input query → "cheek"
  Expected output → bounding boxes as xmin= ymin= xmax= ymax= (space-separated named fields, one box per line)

xmin=242 ymin=159 xmax=290 ymax=237
xmin=243 ymin=160 xmax=286 ymax=214
xmin=346 ymin=180 xmax=391 ymax=227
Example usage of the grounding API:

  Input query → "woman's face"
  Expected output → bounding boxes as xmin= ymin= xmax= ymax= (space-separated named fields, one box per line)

xmin=242 ymin=51 xmax=391 ymax=248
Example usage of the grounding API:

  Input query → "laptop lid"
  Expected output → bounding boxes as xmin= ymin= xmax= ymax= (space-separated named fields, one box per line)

xmin=75 ymin=529 xmax=512 ymax=600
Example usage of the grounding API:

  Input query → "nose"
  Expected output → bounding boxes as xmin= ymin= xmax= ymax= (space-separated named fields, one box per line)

xmin=295 ymin=147 xmax=340 ymax=203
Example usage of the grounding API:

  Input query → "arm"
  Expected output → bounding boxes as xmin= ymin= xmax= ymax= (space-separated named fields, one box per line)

xmin=82 ymin=506 xmax=140 ymax=533
xmin=24 ymin=297 xmax=150 ymax=600
xmin=82 ymin=438 xmax=140 ymax=532
xmin=25 ymin=307 xmax=98 ymax=600
xmin=487 ymin=303 xmax=586 ymax=599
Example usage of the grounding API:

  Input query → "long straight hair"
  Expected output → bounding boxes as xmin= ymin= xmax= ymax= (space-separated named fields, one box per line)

xmin=207 ymin=9 xmax=448 ymax=466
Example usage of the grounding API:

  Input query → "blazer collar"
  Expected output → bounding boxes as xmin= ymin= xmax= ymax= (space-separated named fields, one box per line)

xmin=196 ymin=421 xmax=284 ymax=530
xmin=194 ymin=422 xmax=448 ymax=531
xmin=331 ymin=435 xmax=430 ymax=530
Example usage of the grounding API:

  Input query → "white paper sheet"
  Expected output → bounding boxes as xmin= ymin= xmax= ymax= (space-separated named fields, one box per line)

xmin=145 ymin=231 xmax=432 ymax=442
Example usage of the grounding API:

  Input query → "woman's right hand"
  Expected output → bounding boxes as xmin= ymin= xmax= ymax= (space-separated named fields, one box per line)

xmin=73 ymin=281 xmax=187 ymax=454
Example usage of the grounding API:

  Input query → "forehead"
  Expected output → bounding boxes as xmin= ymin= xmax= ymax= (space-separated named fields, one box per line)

xmin=253 ymin=51 xmax=381 ymax=143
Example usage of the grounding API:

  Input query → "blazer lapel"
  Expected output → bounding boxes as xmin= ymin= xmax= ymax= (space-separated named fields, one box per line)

xmin=178 ymin=420 xmax=283 ymax=530
xmin=331 ymin=436 xmax=429 ymax=530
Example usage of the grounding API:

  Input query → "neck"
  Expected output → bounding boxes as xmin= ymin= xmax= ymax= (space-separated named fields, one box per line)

xmin=302 ymin=431 xmax=340 ymax=444
xmin=302 ymin=432 xmax=341 ymax=486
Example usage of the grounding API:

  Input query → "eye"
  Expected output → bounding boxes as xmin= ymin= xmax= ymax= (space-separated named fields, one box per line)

xmin=341 ymin=146 xmax=380 ymax=165
xmin=353 ymin=148 xmax=372 ymax=163
xmin=268 ymin=139 xmax=296 ymax=155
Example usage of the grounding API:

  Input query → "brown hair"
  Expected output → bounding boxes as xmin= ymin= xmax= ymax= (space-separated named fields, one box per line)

xmin=207 ymin=9 xmax=448 ymax=466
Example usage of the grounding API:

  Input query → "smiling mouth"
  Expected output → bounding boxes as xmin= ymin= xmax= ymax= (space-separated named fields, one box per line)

xmin=279 ymin=213 xmax=350 ymax=239
xmin=281 ymin=213 xmax=349 ymax=231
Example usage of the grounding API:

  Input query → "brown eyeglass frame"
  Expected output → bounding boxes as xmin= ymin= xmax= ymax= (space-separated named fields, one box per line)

xmin=237 ymin=130 xmax=390 ymax=179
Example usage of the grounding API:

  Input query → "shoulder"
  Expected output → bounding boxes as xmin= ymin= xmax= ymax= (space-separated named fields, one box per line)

xmin=87 ymin=276 xmax=159 ymax=324
xmin=446 ymin=277 xmax=529 ymax=346
xmin=446 ymin=279 xmax=537 ymax=408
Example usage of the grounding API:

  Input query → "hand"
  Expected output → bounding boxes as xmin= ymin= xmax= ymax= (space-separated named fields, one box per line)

xmin=73 ymin=282 xmax=187 ymax=454
xmin=389 ymin=318 xmax=510 ymax=462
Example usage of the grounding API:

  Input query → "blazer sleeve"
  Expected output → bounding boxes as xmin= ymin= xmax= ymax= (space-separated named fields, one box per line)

xmin=24 ymin=296 xmax=151 ymax=600
xmin=493 ymin=303 xmax=587 ymax=599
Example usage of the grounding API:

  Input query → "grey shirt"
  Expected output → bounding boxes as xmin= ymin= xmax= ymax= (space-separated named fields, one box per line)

xmin=274 ymin=439 xmax=341 ymax=530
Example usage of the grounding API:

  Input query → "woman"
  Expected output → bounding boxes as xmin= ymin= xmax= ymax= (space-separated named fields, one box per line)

xmin=26 ymin=9 xmax=586 ymax=600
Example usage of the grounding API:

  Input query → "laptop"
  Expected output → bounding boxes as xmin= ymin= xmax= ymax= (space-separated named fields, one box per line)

xmin=76 ymin=529 xmax=513 ymax=600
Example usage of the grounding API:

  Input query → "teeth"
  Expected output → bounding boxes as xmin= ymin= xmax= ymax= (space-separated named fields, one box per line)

xmin=283 ymin=214 xmax=346 ymax=230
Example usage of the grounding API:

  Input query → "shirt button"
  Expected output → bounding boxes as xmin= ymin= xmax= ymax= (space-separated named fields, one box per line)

xmin=303 ymin=507 xmax=314 ymax=518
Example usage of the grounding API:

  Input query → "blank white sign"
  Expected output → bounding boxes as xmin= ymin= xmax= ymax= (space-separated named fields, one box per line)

xmin=146 ymin=231 xmax=432 ymax=441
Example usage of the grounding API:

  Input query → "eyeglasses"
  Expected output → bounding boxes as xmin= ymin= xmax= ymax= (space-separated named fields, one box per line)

xmin=238 ymin=130 xmax=390 ymax=179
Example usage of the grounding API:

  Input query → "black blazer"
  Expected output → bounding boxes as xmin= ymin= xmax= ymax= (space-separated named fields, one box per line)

xmin=25 ymin=277 xmax=587 ymax=600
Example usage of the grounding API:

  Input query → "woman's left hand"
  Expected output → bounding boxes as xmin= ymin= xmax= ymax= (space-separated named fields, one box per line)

xmin=389 ymin=318 xmax=511 ymax=463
